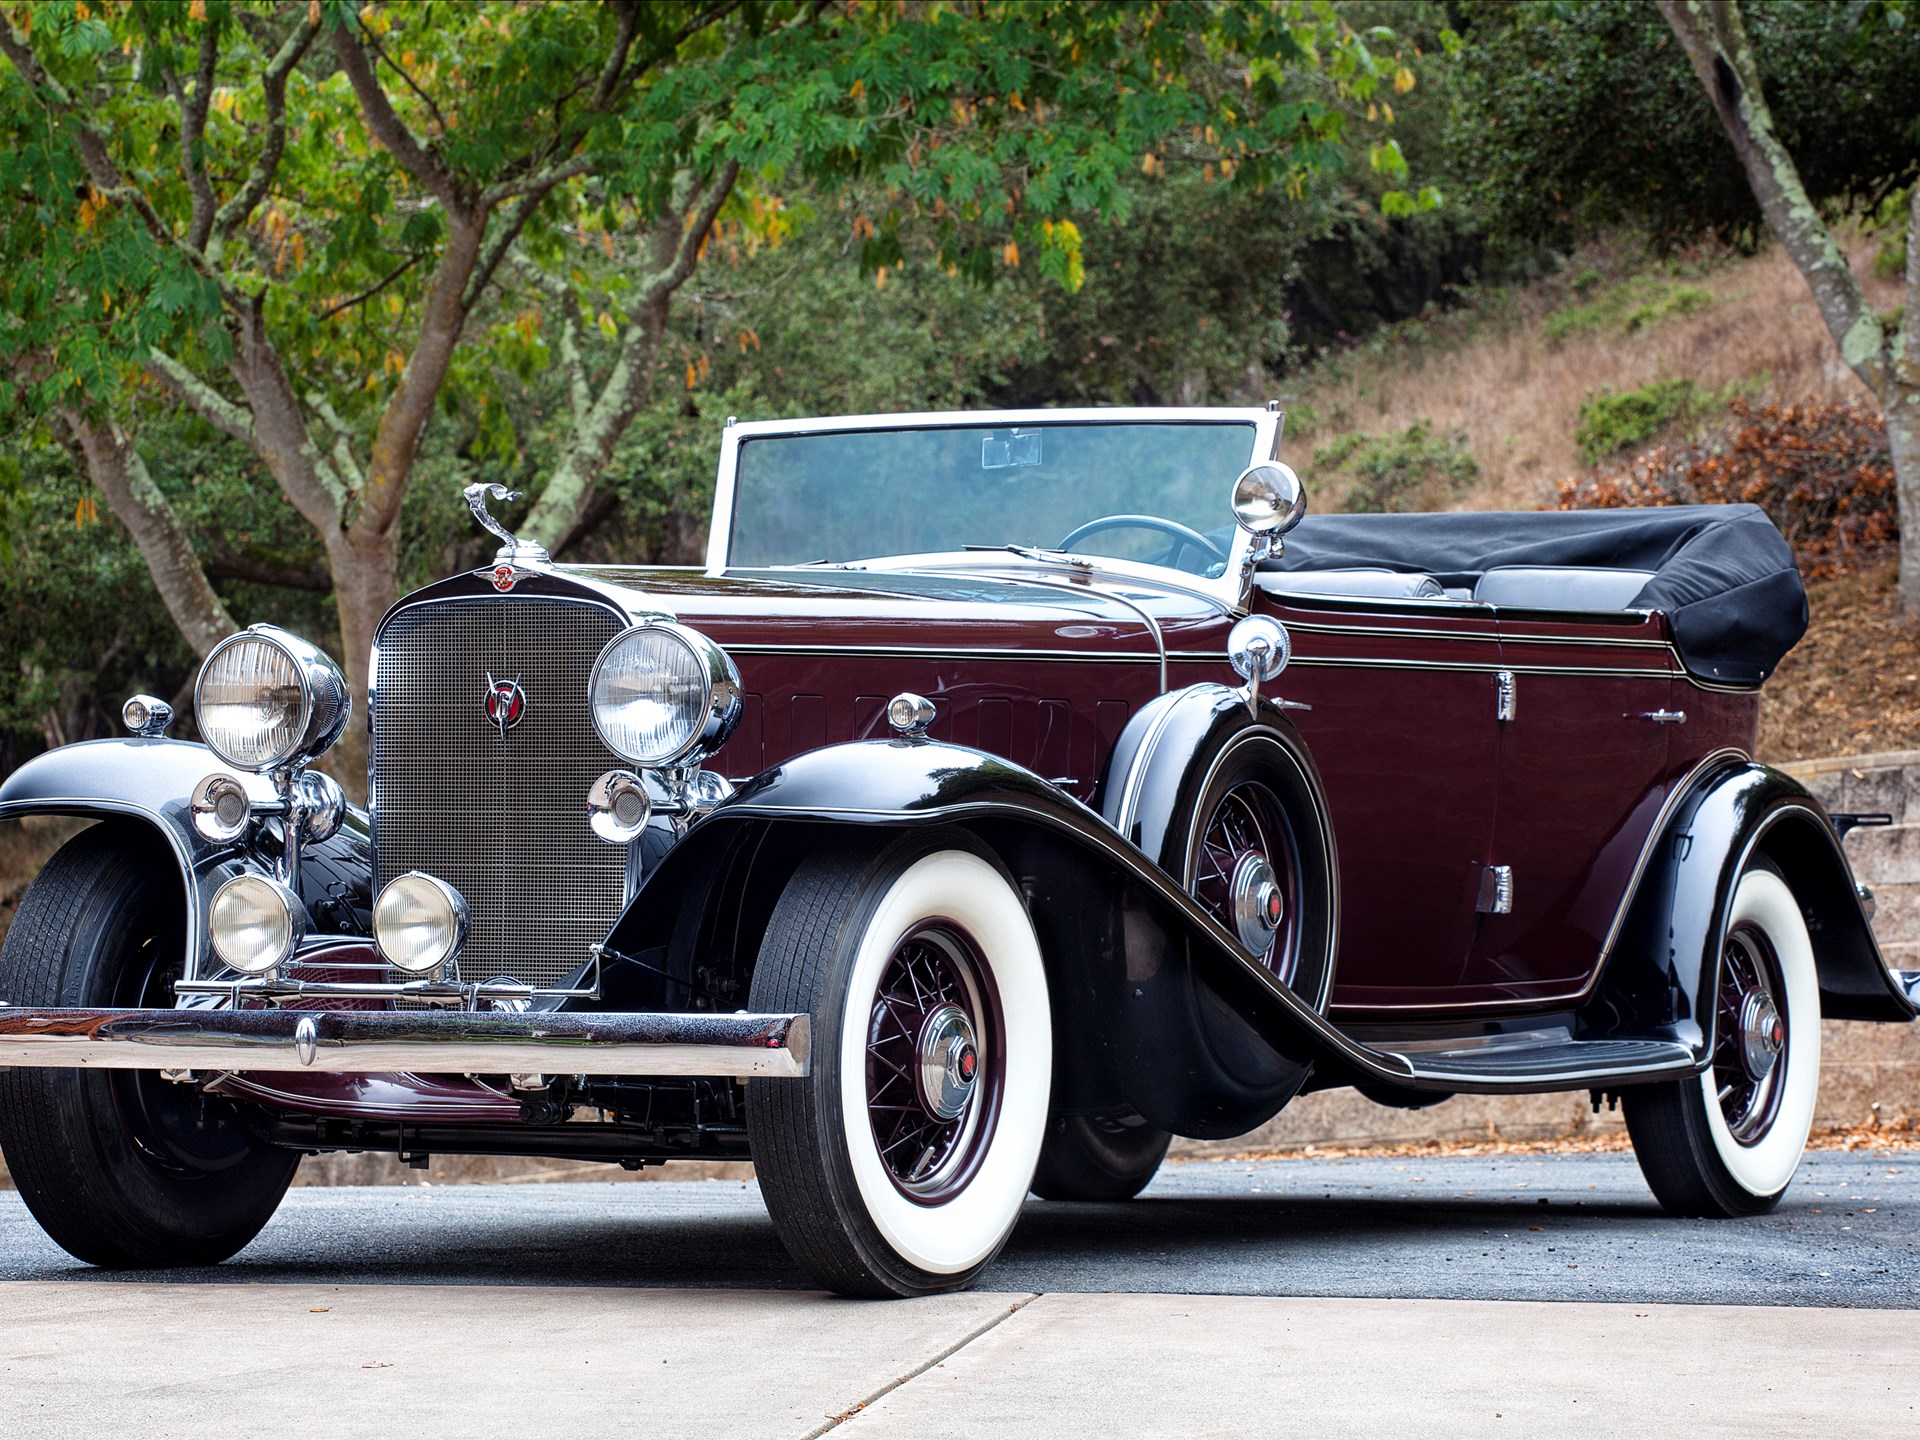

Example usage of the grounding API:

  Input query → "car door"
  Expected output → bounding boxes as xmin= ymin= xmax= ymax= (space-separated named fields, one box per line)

xmin=1254 ymin=586 xmax=1503 ymax=1013
xmin=1456 ymin=610 xmax=1679 ymax=1005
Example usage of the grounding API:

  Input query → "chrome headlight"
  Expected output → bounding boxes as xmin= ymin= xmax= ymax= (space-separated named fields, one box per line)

xmin=374 ymin=871 xmax=469 ymax=977
xmin=195 ymin=626 xmax=351 ymax=774
xmin=589 ymin=623 xmax=742 ymax=768
xmin=209 ymin=873 xmax=306 ymax=976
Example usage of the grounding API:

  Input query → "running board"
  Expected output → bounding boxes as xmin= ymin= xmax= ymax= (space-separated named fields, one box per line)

xmin=1365 ymin=1028 xmax=1698 ymax=1094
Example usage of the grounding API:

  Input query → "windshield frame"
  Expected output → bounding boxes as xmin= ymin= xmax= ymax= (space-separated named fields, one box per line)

xmin=705 ymin=406 xmax=1282 ymax=607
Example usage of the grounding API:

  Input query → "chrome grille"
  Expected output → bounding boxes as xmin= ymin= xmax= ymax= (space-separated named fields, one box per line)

xmin=372 ymin=594 xmax=626 ymax=991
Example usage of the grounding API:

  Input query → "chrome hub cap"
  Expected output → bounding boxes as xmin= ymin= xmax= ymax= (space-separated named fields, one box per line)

xmin=916 ymin=1003 xmax=979 ymax=1122
xmin=1739 ymin=990 xmax=1784 ymax=1081
xmin=1230 ymin=852 xmax=1285 ymax=955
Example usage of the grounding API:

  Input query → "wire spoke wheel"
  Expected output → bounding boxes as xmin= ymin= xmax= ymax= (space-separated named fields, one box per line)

xmin=864 ymin=922 xmax=1000 ymax=1203
xmin=1190 ymin=780 xmax=1301 ymax=982
xmin=1711 ymin=923 xmax=1789 ymax=1147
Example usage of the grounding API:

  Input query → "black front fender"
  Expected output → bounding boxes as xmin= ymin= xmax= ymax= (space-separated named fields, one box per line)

xmin=604 ymin=736 xmax=1411 ymax=1136
xmin=0 ymin=739 xmax=373 ymax=975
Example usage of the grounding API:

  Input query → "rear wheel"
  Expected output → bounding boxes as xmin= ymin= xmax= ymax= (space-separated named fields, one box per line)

xmin=0 ymin=825 xmax=298 ymax=1267
xmin=1624 ymin=863 xmax=1821 ymax=1217
xmin=1029 ymin=1108 xmax=1172 ymax=1202
xmin=747 ymin=835 xmax=1051 ymax=1297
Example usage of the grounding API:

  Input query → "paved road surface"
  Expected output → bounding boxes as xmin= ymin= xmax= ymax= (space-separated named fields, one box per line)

xmin=3 ymin=1150 xmax=1914 ymax=1306
xmin=4 ymin=1152 xmax=1915 ymax=1438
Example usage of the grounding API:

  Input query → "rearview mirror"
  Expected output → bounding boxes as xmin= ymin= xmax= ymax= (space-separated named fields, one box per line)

xmin=1231 ymin=463 xmax=1306 ymax=538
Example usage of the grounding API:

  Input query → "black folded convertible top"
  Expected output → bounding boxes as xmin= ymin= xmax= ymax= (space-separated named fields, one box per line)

xmin=1268 ymin=503 xmax=1808 ymax=686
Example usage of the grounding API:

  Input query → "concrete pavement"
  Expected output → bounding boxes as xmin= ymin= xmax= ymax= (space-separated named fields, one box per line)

xmin=4 ymin=1152 xmax=1917 ymax=1437
xmin=1 ymin=1283 xmax=1913 ymax=1438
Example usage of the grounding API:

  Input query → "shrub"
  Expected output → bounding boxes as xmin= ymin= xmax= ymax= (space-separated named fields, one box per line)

xmin=1544 ymin=276 xmax=1718 ymax=344
xmin=1556 ymin=400 xmax=1896 ymax=579
xmin=1622 ymin=285 xmax=1715 ymax=333
xmin=1313 ymin=420 xmax=1480 ymax=514
xmin=1574 ymin=377 xmax=1719 ymax=464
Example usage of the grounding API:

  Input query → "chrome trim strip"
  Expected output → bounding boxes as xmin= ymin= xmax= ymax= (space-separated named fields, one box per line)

xmin=1186 ymin=654 xmax=1680 ymax=681
xmin=1265 ymin=613 xmax=1672 ymax=651
xmin=721 ymin=643 xmax=1160 ymax=665
xmin=954 ymin=566 xmax=1175 ymax=691
xmin=0 ymin=1008 xmax=811 ymax=1079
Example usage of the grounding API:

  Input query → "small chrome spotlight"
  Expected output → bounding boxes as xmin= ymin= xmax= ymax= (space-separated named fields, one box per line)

xmin=121 ymin=694 xmax=174 ymax=737
xmin=887 ymin=692 xmax=936 ymax=738
xmin=209 ymin=873 xmax=306 ymax=976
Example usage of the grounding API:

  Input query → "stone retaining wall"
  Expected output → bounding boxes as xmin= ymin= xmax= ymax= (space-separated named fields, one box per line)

xmin=4 ymin=753 xmax=1917 ymax=1187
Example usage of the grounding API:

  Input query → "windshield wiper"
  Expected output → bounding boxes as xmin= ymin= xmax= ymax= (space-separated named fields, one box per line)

xmin=962 ymin=543 xmax=1092 ymax=569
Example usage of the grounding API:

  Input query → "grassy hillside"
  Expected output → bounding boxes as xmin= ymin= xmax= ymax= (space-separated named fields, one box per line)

xmin=1280 ymin=234 xmax=1916 ymax=763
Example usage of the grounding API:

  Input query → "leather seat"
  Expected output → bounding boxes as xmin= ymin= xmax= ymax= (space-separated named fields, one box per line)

xmin=1472 ymin=566 xmax=1656 ymax=611
xmin=1260 ymin=568 xmax=1447 ymax=600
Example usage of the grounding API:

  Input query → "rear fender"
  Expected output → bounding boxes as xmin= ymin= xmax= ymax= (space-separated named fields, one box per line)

xmin=0 ymin=738 xmax=373 ymax=979
xmin=1583 ymin=760 xmax=1914 ymax=1057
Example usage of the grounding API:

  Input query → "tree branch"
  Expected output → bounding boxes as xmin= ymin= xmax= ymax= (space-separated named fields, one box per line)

xmin=520 ymin=162 xmax=740 ymax=550
xmin=1657 ymin=0 xmax=1889 ymax=394
xmin=315 ymin=253 xmax=422 ymax=322
xmin=204 ymin=549 xmax=333 ymax=594
xmin=305 ymin=389 xmax=366 ymax=495
xmin=61 ymin=412 xmax=237 ymax=658
xmin=146 ymin=348 xmax=257 ymax=447
xmin=211 ymin=12 xmax=323 ymax=250
xmin=0 ymin=22 xmax=233 ymax=297
xmin=332 ymin=17 xmax=467 ymax=216
xmin=135 ymin=9 xmax=221 ymax=251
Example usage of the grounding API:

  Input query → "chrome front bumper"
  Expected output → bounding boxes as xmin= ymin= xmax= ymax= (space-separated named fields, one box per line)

xmin=0 ymin=1007 xmax=809 ymax=1079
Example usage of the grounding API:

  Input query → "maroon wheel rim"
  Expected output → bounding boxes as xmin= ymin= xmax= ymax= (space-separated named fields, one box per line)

xmin=1190 ymin=780 xmax=1301 ymax=982
xmin=1712 ymin=921 xmax=1789 ymax=1147
xmin=864 ymin=919 xmax=1005 ymax=1205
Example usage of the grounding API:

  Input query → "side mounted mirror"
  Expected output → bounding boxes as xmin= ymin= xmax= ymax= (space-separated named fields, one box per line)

xmin=1231 ymin=463 xmax=1307 ymax=538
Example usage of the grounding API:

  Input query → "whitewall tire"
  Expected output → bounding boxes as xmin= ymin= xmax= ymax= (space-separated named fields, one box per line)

xmin=748 ymin=834 xmax=1051 ymax=1296
xmin=1625 ymin=863 xmax=1821 ymax=1216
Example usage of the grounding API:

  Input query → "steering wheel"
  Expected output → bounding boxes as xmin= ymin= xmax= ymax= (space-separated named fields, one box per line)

xmin=1056 ymin=514 xmax=1229 ymax=571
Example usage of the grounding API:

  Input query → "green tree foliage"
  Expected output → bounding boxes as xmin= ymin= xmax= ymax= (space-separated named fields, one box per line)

xmin=1450 ymin=0 xmax=1920 ymax=247
xmin=0 ymin=0 xmax=1431 ymax=789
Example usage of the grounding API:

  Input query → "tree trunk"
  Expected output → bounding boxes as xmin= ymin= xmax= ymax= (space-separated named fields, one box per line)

xmin=1895 ymin=382 xmax=1920 ymax=616
xmin=1658 ymin=0 xmax=1914 ymax=608
xmin=63 ymin=413 xmax=238 ymax=659
xmin=321 ymin=529 xmax=399 ymax=804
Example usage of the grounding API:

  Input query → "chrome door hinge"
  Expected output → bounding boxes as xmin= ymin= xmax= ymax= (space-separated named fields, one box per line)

xmin=1477 ymin=864 xmax=1514 ymax=915
xmin=1495 ymin=670 xmax=1517 ymax=722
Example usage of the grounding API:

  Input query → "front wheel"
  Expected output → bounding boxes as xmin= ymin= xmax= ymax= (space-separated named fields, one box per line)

xmin=747 ymin=835 xmax=1051 ymax=1297
xmin=0 ymin=824 xmax=299 ymax=1267
xmin=1623 ymin=863 xmax=1821 ymax=1217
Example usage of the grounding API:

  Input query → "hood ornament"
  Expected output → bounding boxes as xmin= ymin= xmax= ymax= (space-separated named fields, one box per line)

xmin=465 ymin=482 xmax=550 ymax=573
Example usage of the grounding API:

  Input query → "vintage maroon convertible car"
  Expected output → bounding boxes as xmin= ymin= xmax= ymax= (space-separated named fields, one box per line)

xmin=1 ymin=406 xmax=1913 ymax=1297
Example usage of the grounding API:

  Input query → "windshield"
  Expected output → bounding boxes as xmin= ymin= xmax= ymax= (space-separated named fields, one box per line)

xmin=728 ymin=421 xmax=1258 ymax=577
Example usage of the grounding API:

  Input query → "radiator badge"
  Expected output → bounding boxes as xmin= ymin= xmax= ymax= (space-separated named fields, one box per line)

xmin=485 ymin=673 xmax=527 ymax=738
xmin=490 ymin=563 xmax=519 ymax=592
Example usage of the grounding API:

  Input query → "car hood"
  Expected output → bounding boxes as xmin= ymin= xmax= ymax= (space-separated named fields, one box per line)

xmin=558 ymin=563 xmax=1229 ymax=659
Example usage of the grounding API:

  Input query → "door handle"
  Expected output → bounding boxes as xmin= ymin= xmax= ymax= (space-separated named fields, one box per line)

xmin=1636 ymin=709 xmax=1687 ymax=725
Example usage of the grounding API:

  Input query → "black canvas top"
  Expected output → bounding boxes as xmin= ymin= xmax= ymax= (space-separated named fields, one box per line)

xmin=1267 ymin=504 xmax=1807 ymax=687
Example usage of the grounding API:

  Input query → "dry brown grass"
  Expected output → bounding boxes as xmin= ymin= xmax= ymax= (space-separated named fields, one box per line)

xmin=1286 ymin=235 xmax=1903 ymax=510
xmin=1759 ymin=563 xmax=1920 ymax=761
